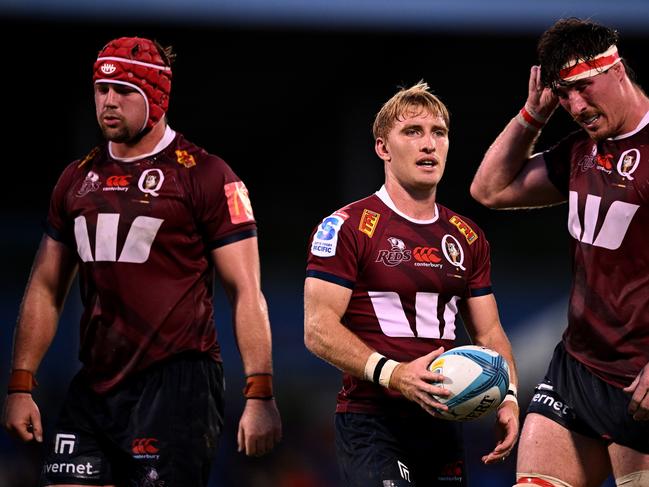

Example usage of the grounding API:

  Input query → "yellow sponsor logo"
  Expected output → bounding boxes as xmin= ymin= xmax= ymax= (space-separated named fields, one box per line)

xmin=175 ymin=150 xmax=196 ymax=168
xmin=449 ymin=215 xmax=478 ymax=245
xmin=359 ymin=209 xmax=380 ymax=238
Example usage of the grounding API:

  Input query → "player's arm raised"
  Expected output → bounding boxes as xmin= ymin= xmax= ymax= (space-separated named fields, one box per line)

xmin=211 ymin=237 xmax=281 ymax=457
xmin=304 ymin=277 xmax=450 ymax=417
xmin=4 ymin=235 xmax=78 ymax=442
xmin=460 ymin=294 xmax=519 ymax=465
xmin=470 ymin=65 xmax=564 ymax=209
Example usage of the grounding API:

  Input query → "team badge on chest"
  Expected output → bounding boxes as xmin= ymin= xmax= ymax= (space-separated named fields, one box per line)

xmin=616 ymin=149 xmax=640 ymax=181
xmin=138 ymin=169 xmax=164 ymax=197
xmin=376 ymin=237 xmax=412 ymax=267
xmin=442 ymin=234 xmax=465 ymax=271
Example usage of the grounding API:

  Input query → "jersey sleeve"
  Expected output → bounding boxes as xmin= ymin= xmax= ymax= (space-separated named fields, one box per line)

xmin=45 ymin=162 xmax=80 ymax=247
xmin=543 ymin=130 xmax=582 ymax=196
xmin=191 ymin=155 xmax=257 ymax=249
xmin=466 ymin=226 xmax=493 ymax=298
xmin=306 ymin=210 xmax=360 ymax=289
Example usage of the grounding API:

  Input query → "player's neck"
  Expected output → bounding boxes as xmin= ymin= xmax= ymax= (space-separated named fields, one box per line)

xmin=621 ymin=86 xmax=649 ymax=134
xmin=384 ymin=180 xmax=437 ymax=220
xmin=110 ymin=120 xmax=167 ymax=159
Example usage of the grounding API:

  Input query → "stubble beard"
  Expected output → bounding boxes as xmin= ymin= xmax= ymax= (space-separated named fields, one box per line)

xmin=100 ymin=122 xmax=137 ymax=144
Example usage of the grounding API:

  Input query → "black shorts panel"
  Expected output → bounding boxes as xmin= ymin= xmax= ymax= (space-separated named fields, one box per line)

xmin=527 ymin=342 xmax=649 ymax=453
xmin=41 ymin=354 xmax=225 ymax=486
xmin=335 ymin=412 xmax=466 ymax=487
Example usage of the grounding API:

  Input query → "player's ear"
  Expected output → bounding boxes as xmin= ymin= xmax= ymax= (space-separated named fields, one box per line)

xmin=375 ymin=137 xmax=390 ymax=162
xmin=611 ymin=61 xmax=625 ymax=81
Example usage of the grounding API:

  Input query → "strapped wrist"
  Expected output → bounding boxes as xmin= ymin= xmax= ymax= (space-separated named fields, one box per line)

xmin=8 ymin=369 xmax=38 ymax=394
xmin=364 ymin=352 xmax=399 ymax=389
xmin=502 ymin=384 xmax=518 ymax=406
xmin=243 ymin=373 xmax=273 ymax=400
xmin=516 ymin=104 xmax=548 ymax=133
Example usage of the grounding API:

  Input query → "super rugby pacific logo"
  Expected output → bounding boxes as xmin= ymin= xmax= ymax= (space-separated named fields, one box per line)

xmin=376 ymin=237 xmax=411 ymax=267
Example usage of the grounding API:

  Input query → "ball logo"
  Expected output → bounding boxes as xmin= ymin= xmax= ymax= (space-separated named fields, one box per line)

xmin=100 ymin=63 xmax=117 ymax=75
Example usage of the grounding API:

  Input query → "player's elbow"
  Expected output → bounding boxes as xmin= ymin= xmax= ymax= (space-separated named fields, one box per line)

xmin=470 ymin=180 xmax=504 ymax=209
xmin=304 ymin=318 xmax=327 ymax=358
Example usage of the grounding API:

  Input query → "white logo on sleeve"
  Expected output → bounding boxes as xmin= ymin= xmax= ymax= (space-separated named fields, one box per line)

xmin=311 ymin=214 xmax=346 ymax=257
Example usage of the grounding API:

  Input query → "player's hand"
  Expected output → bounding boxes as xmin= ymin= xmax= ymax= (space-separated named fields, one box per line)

xmin=526 ymin=65 xmax=558 ymax=120
xmin=624 ymin=363 xmax=649 ymax=420
xmin=237 ymin=398 xmax=282 ymax=456
xmin=388 ymin=347 xmax=451 ymax=417
xmin=481 ymin=399 xmax=519 ymax=465
xmin=3 ymin=393 xmax=43 ymax=442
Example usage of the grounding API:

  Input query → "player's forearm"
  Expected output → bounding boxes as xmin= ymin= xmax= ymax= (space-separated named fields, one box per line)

xmin=232 ymin=290 xmax=274 ymax=375
xmin=470 ymin=118 xmax=540 ymax=209
xmin=11 ymin=286 xmax=62 ymax=373
xmin=304 ymin=310 xmax=373 ymax=379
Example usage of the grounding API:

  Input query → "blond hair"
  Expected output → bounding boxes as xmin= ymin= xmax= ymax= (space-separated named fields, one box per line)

xmin=372 ymin=81 xmax=449 ymax=140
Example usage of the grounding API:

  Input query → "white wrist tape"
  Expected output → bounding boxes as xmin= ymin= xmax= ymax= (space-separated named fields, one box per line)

xmin=502 ymin=383 xmax=518 ymax=405
xmin=364 ymin=352 xmax=384 ymax=382
xmin=363 ymin=352 xmax=399 ymax=388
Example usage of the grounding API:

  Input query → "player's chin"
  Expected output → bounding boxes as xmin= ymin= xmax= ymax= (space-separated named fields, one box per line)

xmin=102 ymin=127 xmax=136 ymax=143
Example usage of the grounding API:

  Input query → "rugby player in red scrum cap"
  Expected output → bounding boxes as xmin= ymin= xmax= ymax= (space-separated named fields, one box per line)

xmin=471 ymin=18 xmax=649 ymax=487
xmin=3 ymin=36 xmax=281 ymax=486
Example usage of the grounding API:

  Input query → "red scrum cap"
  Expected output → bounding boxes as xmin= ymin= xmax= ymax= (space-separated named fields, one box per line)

xmin=93 ymin=37 xmax=172 ymax=132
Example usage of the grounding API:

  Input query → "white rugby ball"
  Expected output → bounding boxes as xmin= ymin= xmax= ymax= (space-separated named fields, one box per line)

xmin=428 ymin=345 xmax=509 ymax=421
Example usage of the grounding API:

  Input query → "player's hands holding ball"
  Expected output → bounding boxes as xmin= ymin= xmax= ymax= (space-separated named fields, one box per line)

xmin=388 ymin=347 xmax=451 ymax=417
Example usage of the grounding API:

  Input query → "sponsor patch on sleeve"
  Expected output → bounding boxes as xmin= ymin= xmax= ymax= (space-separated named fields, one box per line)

xmin=224 ymin=181 xmax=255 ymax=224
xmin=449 ymin=215 xmax=477 ymax=245
xmin=311 ymin=211 xmax=349 ymax=257
xmin=359 ymin=209 xmax=380 ymax=238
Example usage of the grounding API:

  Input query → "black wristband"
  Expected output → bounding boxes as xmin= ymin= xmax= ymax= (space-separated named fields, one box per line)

xmin=372 ymin=357 xmax=389 ymax=385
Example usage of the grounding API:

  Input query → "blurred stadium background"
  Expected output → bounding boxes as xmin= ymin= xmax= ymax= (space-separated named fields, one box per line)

xmin=2 ymin=1 xmax=648 ymax=485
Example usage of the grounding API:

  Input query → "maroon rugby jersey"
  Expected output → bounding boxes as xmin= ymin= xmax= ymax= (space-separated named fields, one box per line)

xmin=544 ymin=114 xmax=649 ymax=388
xmin=46 ymin=127 xmax=257 ymax=393
xmin=306 ymin=187 xmax=493 ymax=414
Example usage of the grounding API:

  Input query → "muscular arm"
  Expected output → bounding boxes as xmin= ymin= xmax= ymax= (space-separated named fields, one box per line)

xmin=303 ymin=277 xmax=371 ymax=376
xmin=470 ymin=66 xmax=566 ymax=209
xmin=304 ymin=277 xmax=450 ymax=416
xmin=211 ymin=237 xmax=281 ymax=456
xmin=459 ymin=294 xmax=520 ymax=464
xmin=4 ymin=235 xmax=78 ymax=441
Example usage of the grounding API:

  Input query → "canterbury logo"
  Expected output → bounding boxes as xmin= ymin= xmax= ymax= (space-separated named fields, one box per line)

xmin=100 ymin=63 xmax=117 ymax=74
xmin=413 ymin=246 xmax=441 ymax=263
xmin=131 ymin=438 xmax=159 ymax=455
xmin=107 ymin=175 xmax=131 ymax=187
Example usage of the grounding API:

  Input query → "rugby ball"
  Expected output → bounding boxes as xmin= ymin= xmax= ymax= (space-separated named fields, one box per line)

xmin=428 ymin=345 xmax=509 ymax=421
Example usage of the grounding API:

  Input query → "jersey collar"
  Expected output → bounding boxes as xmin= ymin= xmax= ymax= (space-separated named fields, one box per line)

xmin=108 ymin=125 xmax=177 ymax=162
xmin=375 ymin=185 xmax=439 ymax=224
xmin=610 ymin=110 xmax=649 ymax=140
